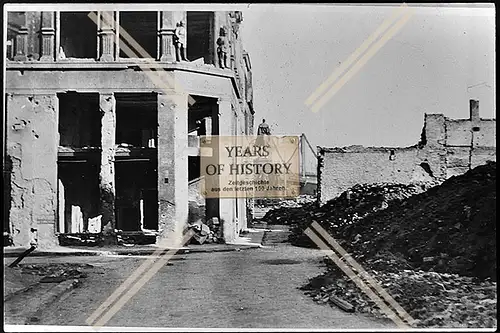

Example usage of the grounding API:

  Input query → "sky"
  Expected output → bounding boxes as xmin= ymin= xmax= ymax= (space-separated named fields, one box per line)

xmin=239 ymin=4 xmax=495 ymax=154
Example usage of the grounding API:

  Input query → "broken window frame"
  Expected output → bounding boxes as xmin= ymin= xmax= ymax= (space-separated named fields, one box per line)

xmin=55 ymin=11 xmax=100 ymax=61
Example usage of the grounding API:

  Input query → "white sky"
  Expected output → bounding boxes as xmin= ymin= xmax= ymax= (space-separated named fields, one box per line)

xmin=240 ymin=4 xmax=496 ymax=151
xmin=3 ymin=3 xmax=495 ymax=154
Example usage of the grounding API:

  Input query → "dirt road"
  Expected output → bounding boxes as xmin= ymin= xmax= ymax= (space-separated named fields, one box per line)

xmin=5 ymin=226 xmax=393 ymax=329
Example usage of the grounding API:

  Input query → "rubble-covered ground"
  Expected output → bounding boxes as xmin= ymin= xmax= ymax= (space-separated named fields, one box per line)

xmin=262 ymin=162 xmax=497 ymax=328
xmin=17 ymin=263 xmax=92 ymax=280
xmin=4 ymin=262 xmax=94 ymax=302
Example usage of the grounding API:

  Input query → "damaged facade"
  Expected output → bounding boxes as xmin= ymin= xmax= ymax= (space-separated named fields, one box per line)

xmin=4 ymin=10 xmax=254 ymax=248
xmin=318 ymin=100 xmax=496 ymax=204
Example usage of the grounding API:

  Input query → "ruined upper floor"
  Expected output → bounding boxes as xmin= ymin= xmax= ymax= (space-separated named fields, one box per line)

xmin=5 ymin=10 xmax=253 ymax=109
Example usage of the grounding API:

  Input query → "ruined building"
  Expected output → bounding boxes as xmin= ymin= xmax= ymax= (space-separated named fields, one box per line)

xmin=4 ymin=10 xmax=254 ymax=248
xmin=318 ymin=100 xmax=496 ymax=204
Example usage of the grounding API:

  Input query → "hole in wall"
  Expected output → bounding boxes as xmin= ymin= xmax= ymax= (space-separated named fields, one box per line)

xmin=420 ymin=162 xmax=434 ymax=178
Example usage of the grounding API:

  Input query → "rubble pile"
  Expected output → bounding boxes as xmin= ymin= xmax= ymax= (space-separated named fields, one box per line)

xmin=263 ymin=161 xmax=496 ymax=328
xmin=58 ymin=230 xmax=157 ymax=246
xmin=302 ymin=263 xmax=497 ymax=328
xmin=331 ymin=162 xmax=497 ymax=280
xmin=19 ymin=263 xmax=93 ymax=281
xmin=255 ymin=195 xmax=317 ymax=210
xmin=187 ymin=217 xmax=223 ymax=245
xmin=262 ymin=182 xmax=434 ymax=247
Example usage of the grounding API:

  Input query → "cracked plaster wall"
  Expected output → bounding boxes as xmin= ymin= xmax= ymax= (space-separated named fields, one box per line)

xmin=6 ymin=94 xmax=58 ymax=248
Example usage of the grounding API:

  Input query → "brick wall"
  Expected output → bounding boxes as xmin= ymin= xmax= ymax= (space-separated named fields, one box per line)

xmin=318 ymin=100 xmax=496 ymax=204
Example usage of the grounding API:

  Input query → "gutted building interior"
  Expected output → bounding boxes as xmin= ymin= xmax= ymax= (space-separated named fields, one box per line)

xmin=58 ymin=92 xmax=101 ymax=148
xmin=115 ymin=93 xmax=158 ymax=148
xmin=57 ymin=92 xmax=101 ymax=234
xmin=187 ymin=11 xmax=214 ymax=63
xmin=115 ymin=160 xmax=158 ymax=231
xmin=115 ymin=93 xmax=159 ymax=232
xmin=5 ymin=9 xmax=254 ymax=248
xmin=119 ymin=12 xmax=158 ymax=59
xmin=60 ymin=12 xmax=97 ymax=59
xmin=58 ymin=161 xmax=100 ymax=233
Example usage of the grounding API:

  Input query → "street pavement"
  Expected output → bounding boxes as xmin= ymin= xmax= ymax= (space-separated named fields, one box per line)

xmin=4 ymin=226 xmax=394 ymax=329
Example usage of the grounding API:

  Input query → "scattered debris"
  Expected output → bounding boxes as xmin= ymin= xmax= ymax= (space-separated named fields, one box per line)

xmin=58 ymin=230 xmax=157 ymax=247
xmin=19 ymin=263 xmax=92 ymax=284
xmin=329 ymin=295 xmax=355 ymax=313
xmin=188 ymin=219 xmax=211 ymax=245
xmin=39 ymin=276 xmax=66 ymax=283
xmin=303 ymin=263 xmax=497 ymax=328
xmin=272 ymin=162 xmax=496 ymax=328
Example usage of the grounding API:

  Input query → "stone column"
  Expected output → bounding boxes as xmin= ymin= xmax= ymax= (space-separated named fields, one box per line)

xmin=217 ymin=98 xmax=237 ymax=243
xmin=14 ymin=14 xmax=28 ymax=61
xmin=98 ymin=11 xmax=115 ymax=62
xmin=40 ymin=12 xmax=55 ymax=61
xmin=159 ymin=11 xmax=175 ymax=62
xmin=99 ymin=93 xmax=116 ymax=238
xmin=157 ymin=92 xmax=189 ymax=246
xmin=204 ymin=103 xmax=220 ymax=222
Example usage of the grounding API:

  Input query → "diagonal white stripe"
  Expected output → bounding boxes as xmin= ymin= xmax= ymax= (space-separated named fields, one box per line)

xmin=304 ymin=228 xmax=410 ymax=329
xmin=305 ymin=4 xmax=408 ymax=106
xmin=311 ymin=8 xmax=414 ymax=113
xmin=311 ymin=221 xmax=416 ymax=325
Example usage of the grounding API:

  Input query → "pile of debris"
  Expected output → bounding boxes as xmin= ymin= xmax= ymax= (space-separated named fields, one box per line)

xmin=264 ymin=161 xmax=496 ymax=328
xmin=302 ymin=263 xmax=497 ymax=328
xmin=254 ymin=195 xmax=317 ymax=210
xmin=187 ymin=217 xmax=223 ymax=245
xmin=327 ymin=162 xmax=497 ymax=279
xmin=58 ymin=229 xmax=157 ymax=247
xmin=262 ymin=182 xmax=436 ymax=247
xmin=58 ymin=233 xmax=104 ymax=247
xmin=19 ymin=263 xmax=93 ymax=282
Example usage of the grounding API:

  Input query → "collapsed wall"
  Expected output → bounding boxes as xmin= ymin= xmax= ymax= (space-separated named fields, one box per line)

xmin=318 ymin=100 xmax=496 ymax=204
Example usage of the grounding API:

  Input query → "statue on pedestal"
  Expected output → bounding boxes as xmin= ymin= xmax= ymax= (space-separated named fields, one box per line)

xmin=216 ymin=26 xmax=229 ymax=69
xmin=174 ymin=21 xmax=187 ymax=62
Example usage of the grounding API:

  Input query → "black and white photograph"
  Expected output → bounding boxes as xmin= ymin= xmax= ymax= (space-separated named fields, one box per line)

xmin=2 ymin=3 xmax=496 ymax=331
